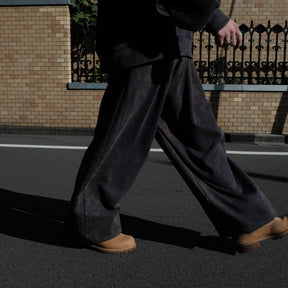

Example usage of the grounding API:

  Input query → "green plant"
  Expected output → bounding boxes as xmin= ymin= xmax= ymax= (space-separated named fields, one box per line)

xmin=70 ymin=0 xmax=98 ymax=28
xmin=70 ymin=0 xmax=108 ymax=82
xmin=94 ymin=66 xmax=108 ymax=83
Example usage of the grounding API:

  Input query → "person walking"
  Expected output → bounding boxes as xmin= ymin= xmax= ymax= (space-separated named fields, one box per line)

xmin=66 ymin=0 xmax=288 ymax=254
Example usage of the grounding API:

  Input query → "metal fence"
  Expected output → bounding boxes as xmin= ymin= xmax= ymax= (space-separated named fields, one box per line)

xmin=71 ymin=25 xmax=103 ymax=83
xmin=71 ymin=21 xmax=288 ymax=84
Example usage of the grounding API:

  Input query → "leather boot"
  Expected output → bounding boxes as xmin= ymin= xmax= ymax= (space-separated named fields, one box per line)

xmin=90 ymin=233 xmax=136 ymax=254
xmin=234 ymin=215 xmax=288 ymax=253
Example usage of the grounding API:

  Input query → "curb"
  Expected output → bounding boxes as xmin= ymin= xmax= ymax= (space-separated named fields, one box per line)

xmin=225 ymin=133 xmax=288 ymax=144
xmin=0 ymin=126 xmax=286 ymax=144
xmin=0 ymin=126 xmax=94 ymax=136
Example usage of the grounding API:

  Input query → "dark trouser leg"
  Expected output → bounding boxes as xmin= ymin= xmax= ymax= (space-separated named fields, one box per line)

xmin=68 ymin=57 xmax=276 ymax=244
xmin=155 ymin=58 xmax=276 ymax=237
xmin=68 ymin=61 xmax=180 ymax=244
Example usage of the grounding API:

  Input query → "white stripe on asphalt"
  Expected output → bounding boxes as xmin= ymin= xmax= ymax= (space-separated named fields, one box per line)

xmin=226 ymin=150 xmax=288 ymax=156
xmin=0 ymin=144 xmax=287 ymax=156
xmin=150 ymin=148 xmax=288 ymax=156
xmin=0 ymin=144 xmax=86 ymax=150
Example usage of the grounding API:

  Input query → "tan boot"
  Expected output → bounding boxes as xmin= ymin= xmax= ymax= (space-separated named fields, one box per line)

xmin=235 ymin=215 xmax=288 ymax=253
xmin=90 ymin=233 xmax=136 ymax=254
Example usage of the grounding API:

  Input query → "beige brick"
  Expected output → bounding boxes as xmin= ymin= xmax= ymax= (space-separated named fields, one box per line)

xmin=0 ymin=3 xmax=287 ymax=134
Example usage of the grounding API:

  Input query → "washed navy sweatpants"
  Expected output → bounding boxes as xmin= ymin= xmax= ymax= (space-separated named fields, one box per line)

xmin=67 ymin=57 xmax=276 ymax=244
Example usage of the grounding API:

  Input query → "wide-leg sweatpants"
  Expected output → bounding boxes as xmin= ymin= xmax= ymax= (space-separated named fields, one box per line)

xmin=67 ymin=57 xmax=276 ymax=244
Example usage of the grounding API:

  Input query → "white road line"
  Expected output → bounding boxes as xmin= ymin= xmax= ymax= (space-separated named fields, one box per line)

xmin=150 ymin=148 xmax=288 ymax=156
xmin=226 ymin=151 xmax=288 ymax=156
xmin=0 ymin=144 xmax=86 ymax=150
xmin=0 ymin=144 xmax=287 ymax=156
xmin=150 ymin=148 xmax=163 ymax=152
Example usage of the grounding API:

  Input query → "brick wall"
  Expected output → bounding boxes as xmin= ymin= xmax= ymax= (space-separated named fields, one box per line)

xmin=205 ymin=0 xmax=288 ymax=135
xmin=0 ymin=1 xmax=287 ymax=135
xmin=205 ymin=89 xmax=288 ymax=135
xmin=0 ymin=4 xmax=100 ymax=129
xmin=221 ymin=0 xmax=287 ymax=24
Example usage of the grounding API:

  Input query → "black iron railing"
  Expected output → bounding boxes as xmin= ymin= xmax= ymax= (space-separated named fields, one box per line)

xmin=194 ymin=20 xmax=288 ymax=84
xmin=71 ymin=25 xmax=104 ymax=83
xmin=71 ymin=21 xmax=288 ymax=84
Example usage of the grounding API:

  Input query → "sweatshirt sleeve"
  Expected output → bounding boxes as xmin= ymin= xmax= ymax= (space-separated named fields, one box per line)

xmin=156 ymin=0 xmax=224 ymax=32
xmin=205 ymin=8 xmax=230 ymax=35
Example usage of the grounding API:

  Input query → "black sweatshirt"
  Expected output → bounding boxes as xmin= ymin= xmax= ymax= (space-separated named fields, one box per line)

xmin=96 ymin=0 xmax=230 ymax=73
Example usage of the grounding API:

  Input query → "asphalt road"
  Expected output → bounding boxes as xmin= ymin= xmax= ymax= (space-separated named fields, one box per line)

xmin=0 ymin=134 xmax=288 ymax=288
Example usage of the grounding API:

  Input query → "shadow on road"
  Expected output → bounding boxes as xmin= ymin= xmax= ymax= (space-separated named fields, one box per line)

xmin=248 ymin=172 xmax=288 ymax=183
xmin=0 ymin=189 xmax=237 ymax=255
xmin=121 ymin=214 xmax=237 ymax=254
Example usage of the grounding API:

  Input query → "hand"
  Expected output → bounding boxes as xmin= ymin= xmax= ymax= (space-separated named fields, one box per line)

xmin=215 ymin=19 xmax=242 ymax=49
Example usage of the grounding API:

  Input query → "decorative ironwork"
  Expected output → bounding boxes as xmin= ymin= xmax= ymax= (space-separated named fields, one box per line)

xmin=71 ymin=21 xmax=288 ymax=84
xmin=193 ymin=21 xmax=288 ymax=84
xmin=71 ymin=24 xmax=107 ymax=83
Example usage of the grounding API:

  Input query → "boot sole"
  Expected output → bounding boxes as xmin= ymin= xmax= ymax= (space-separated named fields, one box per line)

xmin=237 ymin=229 xmax=288 ymax=253
xmin=90 ymin=243 xmax=137 ymax=254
